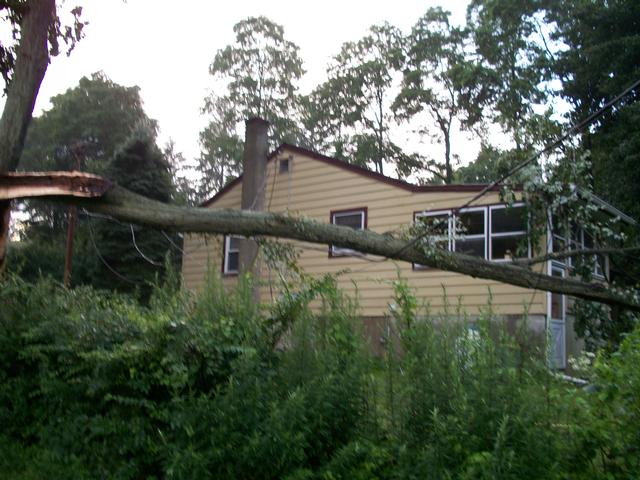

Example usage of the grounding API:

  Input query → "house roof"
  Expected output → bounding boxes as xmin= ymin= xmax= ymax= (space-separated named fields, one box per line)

xmin=200 ymin=143 xmax=502 ymax=207
xmin=199 ymin=143 xmax=636 ymax=225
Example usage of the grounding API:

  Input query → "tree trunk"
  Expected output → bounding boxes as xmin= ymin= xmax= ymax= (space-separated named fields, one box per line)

xmin=0 ymin=0 xmax=55 ymax=273
xmin=2 ymin=172 xmax=636 ymax=311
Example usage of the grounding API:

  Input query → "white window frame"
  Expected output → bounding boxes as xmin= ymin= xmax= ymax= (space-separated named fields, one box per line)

xmin=223 ymin=235 xmax=241 ymax=275
xmin=453 ymin=206 xmax=487 ymax=259
xmin=550 ymin=216 xmax=607 ymax=279
xmin=330 ymin=208 xmax=366 ymax=257
xmin=413 ymin=209 xmax=452 ymax=269
xmin=547 ymin=264 xmax=567 ymax=369
xmin=489 ymin=203 xmax=529 ymax=261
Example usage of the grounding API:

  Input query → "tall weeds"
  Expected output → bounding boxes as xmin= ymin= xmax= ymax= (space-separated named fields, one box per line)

xmin=0 ymin=272 xmax=638 ymax=478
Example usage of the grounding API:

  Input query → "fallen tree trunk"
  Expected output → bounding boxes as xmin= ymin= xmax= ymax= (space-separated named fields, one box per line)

xmin=2 ymin=172 xmax=639 ymax=311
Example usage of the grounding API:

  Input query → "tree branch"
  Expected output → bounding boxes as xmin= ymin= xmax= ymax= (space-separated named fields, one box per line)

xmin=512 ymin=247 xmax=640 ymax=267
xmin=2 ymin=172 xmax=639 ymax=311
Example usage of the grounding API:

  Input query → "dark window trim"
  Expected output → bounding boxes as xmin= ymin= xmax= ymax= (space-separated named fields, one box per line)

xmin=329 ymin=207 xmax=368 ymax=258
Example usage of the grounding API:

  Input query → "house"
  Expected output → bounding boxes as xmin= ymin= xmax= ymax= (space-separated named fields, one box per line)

xmin=182 ymin=119 xmax=633 ymax=368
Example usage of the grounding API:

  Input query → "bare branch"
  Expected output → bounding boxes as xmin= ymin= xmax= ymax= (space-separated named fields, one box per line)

xmin=512 ymin=246 xmax=640 ymax=267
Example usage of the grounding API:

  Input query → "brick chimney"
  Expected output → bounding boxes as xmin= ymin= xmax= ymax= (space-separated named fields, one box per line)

xmin=238 ymin=117 xmax=269 ymax=282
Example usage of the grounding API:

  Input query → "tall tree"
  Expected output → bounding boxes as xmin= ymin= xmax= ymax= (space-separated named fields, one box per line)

xmin=306 ymin=23 xmax=418 ymax=177
xmin=20 ymin=72 xmax=157 ymax=175
xmin=18 ymin=72 xmax=158 ymax=239
xmin=10 ymin=73 xmax=163 ymax=286
xmin=207 ymin=16 xmax=305 ymax=134
xmin=301 ymin=75 xmax=354 ymax=162
xmin=164 ymin=139 xmax=198 ymax=207
xmin=199 ymin=16 xmax=305 ymax=196
xmin=546 ymin=0 xmax=640 ymax=220
xmin=393 ymin=8 xmax=489 ymax=184
xmin=197 ymin=97 xmax=243 ymax=198
xmin=466 ymin=0 xmax=551 ymax=152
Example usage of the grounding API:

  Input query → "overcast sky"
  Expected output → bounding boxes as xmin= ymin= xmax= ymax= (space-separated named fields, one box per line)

xmin=29 ymin=0 xmax=474 ymax=170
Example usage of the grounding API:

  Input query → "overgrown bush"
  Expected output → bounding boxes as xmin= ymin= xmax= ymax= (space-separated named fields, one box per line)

xmin=0 ymin=273 xmax=638 ymax=478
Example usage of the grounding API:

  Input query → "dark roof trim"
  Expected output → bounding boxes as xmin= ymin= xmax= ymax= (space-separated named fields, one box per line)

xmin=200 ymin=143 xmax=506 ymax=207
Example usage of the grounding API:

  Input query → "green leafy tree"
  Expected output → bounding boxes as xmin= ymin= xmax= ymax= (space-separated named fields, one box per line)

xmin=197 ymin=97 xmax=243 ymax=198
xmin=164 ymin=139 xmax=198 ymax=206
xmin=454 ymin=144 xmax=518 ymax=183
xmin=466 ymin=0 xmax=551 ymax=152
xmin=20 ymin=71 xmax=157 ymax=174
xmin=10 ymin=73 xmax=162 ymax=286
xmin=393 ymin=8 xmax=489 ymax=184
xmin=546 ymin=0 xmax=640 ymax=221
xmin=199 ymin=16 xmax=305 ymax=196
xmin=305 ymin=23 xmax=419 ymax=177
xmin=301 ymin=75 xmax=354 ymax=162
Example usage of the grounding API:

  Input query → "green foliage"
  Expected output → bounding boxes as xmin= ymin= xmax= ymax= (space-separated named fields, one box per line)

xmin=199 ymin=16 xmax=306 ymax=196
xmin=11 ymin=72 xmax=173 ymax=289
xmin=0 ymin=273 xmax=369 ymax=478
xmin=454 ymin=144 xmax=520 ymax=183
xmin=393 ymin=7 xmax=490 ymax=184
xmin=303 ymin=23 xmax=419 ymax=178
xmin=466 ymin=0 xmax=551 ymax=149
xmin=20 ymin=71 xmax=157 ymax=175
xmin=1 ymin=272 xmax=639 ymax=478
xmin=196 ymin=98 xmax=244 ymax=198
xmin=546 ymin=0 xmax=640 ymax=223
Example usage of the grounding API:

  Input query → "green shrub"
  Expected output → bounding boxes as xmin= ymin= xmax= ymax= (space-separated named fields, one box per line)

xmin=1 ymin=272 xmax=639 ymax=478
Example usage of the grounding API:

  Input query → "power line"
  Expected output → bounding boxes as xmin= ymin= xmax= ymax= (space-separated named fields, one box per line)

xmin=130 ymin=224 xmax=163 ymax=266
xmin=456 ymin=76 xmax=640 ymax=214
xmin=394 ymin=77 xmax=640 ymax=259
xmin=86 ymin=218 xmax=142 ymax=285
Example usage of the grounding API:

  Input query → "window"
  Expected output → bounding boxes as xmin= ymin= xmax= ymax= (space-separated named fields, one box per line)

xmin=551 ymin=216 xmax=607 ymax=278
xmin=413 ymin=203 xmax=530 ymax=271
xmin=279 ymin=157 xmax=290 ymax=174
xmin=454 ymin=208 xmax=486 ymax=258
xmin=583 ymin=232 xmax=606 ymax=278
xmin=330 ymin=208 xmax=367 ymax=256
xmin=413 ymin=210 xmax=452 ymax=269
xmin=490 ymin=204 xmax=527 ymax=260
xmin=223 ymin=235 xmax=241 ymax=274
xmin=548 ymin=265 xmax=566 ymax=369
xmin=415 ymin=210 xmax=452 ymax=249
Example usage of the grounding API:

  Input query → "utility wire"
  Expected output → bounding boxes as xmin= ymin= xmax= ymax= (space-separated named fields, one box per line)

xmin=393 ymin=77 xmax=640 ymax=259
xmin=456 ymin=77 xmax=640 ymax=214
xmin=86 ymin=217 xmax=141 ymax=285
xmin=162 ymin=230 xmax=185 ymax=255
xmin=130 ymin=224 xmax=163 ymax=266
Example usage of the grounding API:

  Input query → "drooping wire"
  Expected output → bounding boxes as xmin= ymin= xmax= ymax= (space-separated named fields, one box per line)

xmin=130 ymin=224 xmax=163 ymax=266
xmin=85 ymin=215 xmax=141 ymax=285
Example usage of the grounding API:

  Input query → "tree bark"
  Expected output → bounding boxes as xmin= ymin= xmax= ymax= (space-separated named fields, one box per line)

xmin=0 ymin=0 xmax=56 ymax=273
xmin=0 ymin=0 xmax=55 ymax=172
xmin=2 ymin=172 xmax=636 ymax=311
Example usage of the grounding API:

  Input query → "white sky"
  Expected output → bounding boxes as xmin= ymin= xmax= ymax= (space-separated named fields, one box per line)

xmin=29 ymin=0 xmax=476 ymax=172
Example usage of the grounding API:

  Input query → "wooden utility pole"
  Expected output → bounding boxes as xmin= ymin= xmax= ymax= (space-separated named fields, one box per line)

xmin=63 ymin=152 xmax=81 ymax=288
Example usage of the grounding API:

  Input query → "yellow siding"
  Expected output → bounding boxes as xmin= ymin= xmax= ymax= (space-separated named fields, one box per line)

xmin=182 ymin=148 xmax=547 ymax=317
